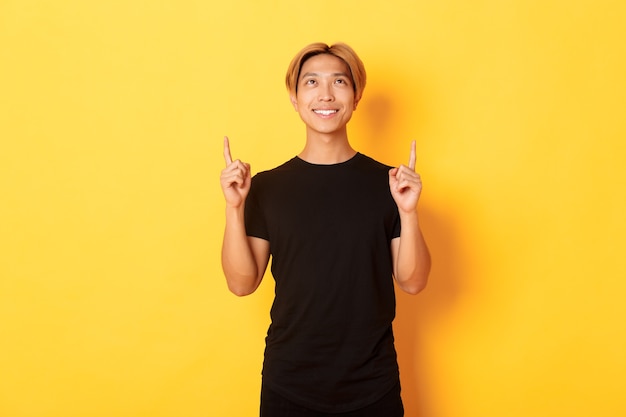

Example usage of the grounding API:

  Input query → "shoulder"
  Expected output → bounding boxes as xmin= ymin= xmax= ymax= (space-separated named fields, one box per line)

xmin=249 ymin=158 xmax=304 ymax=198
xmin=252 ymin=158 xmax=299 ymax=181
xmin=355 ymin=153 xmax=392 ymax=169
xmin=352 ymin=153 xmax=394 ymax=175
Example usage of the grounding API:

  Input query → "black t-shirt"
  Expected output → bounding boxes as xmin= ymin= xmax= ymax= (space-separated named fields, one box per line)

xmin=245 ymin=153 xmax=401 ymax=413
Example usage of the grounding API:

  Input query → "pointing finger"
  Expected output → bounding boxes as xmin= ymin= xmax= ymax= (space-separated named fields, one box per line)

xmin=408 ymin=140 xmax=416 ymax=170
xmin=223 ymin=136 xmax=233 ymax=166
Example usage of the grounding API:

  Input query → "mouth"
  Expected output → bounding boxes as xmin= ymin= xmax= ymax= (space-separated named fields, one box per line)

xmin=313 ymin=109 xmax=338 ymax=116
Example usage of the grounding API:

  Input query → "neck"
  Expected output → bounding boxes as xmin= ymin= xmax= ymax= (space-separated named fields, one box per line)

xmin=299 ymin=129 xmax=356 ymax=164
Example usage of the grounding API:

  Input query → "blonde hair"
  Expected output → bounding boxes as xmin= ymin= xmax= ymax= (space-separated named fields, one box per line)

xmin=285 ymin=42 xmax=366 ymax=102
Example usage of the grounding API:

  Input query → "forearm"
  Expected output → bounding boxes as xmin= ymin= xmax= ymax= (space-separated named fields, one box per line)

xmin=394 ymin=211 xmax=431 ymax=295
xmin=221 ymin=206 xmax=261 ymax=296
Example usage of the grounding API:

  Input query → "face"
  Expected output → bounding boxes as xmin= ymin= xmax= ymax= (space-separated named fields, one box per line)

xmin=290 ymin=54 xmax=359 ymax=138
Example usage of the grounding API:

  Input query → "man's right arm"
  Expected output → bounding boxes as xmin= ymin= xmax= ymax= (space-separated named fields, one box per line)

xmin=221 ymin=206 xmax=270 ymax=296
xmin=220 ymin=136 xmax=270 ymax=296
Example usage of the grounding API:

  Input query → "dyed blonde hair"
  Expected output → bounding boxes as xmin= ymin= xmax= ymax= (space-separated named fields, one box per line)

xmin=285 ymin=42 xmax=367 ymax=102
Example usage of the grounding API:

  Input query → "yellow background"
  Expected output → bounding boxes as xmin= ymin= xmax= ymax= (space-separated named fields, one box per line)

xmin=1 ymin=1 xmax=625 ymax=416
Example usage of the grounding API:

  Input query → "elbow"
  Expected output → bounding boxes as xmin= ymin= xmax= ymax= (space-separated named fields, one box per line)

xmin=222 ymin=262 xmax=262 ymax=297
xmin=227 ymin=281 xmax=257 ymax=297
xmin=230 ymin=288 xmax=255 ymax=297
xmin=399 ymin=279 xmax=428 ymax=295
xmin=396 ymin=267 xmax=430 ymax=295
xmin=394 ymin=246 xmax=431 ymax=295
xmin=227 ymin=285 xmax=249 ymax=297
xmin=225 ymin=273 xmax=261 ymax=297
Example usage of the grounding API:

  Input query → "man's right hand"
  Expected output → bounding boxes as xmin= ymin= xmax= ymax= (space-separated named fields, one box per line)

xmin=220 ymin=136 xmax=251 ymax=208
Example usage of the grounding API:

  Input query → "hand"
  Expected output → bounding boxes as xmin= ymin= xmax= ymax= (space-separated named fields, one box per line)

xmin=220 ymin=136 xmax=251 ymax=208
xmin=389 ymin=140 xmax=422 ymax=214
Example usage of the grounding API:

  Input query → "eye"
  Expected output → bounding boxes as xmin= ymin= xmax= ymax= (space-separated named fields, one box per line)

xmin=304 ymin=79 xmax=316 ymax=85
xmin=335 ymin=78 xmax=349 ymax=85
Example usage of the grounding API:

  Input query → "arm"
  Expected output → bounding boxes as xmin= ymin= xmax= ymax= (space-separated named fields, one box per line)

xmin=220 ymin=136 xmax=270 ymax=296
xmin=390 ymin=214 xmax=430 ymax=294
xmin=389 ymin=141 xmax=431 ymax=294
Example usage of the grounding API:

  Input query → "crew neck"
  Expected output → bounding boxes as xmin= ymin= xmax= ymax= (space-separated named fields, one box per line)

xmin=294 ymin=152 xmax=361 ymax=167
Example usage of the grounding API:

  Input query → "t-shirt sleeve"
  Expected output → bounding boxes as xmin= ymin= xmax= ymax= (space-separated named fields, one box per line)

xmin=244 ymin=177 xmax=270 ymax=241
xmin=391 ymin=213 xmax=402 ymax=239
xmin=385 ymin=164 xmax=401 ymax=240
xmin=391 ymin=204 xmax=401 ymax=239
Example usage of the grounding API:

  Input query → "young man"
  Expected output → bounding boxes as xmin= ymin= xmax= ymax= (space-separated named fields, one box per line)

xmin=220 ymin=42 xmax=431 ymax=416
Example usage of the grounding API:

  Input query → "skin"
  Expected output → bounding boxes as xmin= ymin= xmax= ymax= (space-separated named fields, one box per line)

xmin=220 ymin=53 xmax=430 ymax=296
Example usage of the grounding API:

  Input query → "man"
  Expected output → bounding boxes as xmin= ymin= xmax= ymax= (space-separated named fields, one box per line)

xmin=220 ymin=42 xmax=430 ymax=416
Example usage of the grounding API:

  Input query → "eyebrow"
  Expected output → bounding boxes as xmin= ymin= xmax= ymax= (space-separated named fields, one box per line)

xmin=300 ymin=72 xmax=350 ymax=78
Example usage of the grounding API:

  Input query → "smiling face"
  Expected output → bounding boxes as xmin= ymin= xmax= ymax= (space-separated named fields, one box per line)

xmin=290 ymin=53 xmax=359 ymax=140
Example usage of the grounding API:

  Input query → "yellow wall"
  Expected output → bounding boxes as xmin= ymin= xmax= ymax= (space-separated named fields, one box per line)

xmin=1 ymin=1 xmax=625 ymax=416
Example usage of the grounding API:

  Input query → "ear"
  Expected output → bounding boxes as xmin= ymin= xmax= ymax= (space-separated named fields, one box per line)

xmin=353 ymin=96 xmax=361 ymax=110
xmin=290 ymin=94 xmax=298 ymax=111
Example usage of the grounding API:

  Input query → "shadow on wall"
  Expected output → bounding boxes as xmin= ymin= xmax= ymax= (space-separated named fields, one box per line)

xmin=356 ymin=85 xmax=464 ymax=416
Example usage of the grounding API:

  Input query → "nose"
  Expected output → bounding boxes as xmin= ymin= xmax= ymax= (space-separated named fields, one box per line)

xmin=318 ymin=82 xmax=334 ymax=101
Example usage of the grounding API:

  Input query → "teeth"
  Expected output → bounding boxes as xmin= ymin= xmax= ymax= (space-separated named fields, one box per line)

xmin=314 ymin=109 xmax=338 ymax=115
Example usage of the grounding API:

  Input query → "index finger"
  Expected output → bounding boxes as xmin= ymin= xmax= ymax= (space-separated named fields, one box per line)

xmin=408 ymin=140 xmax=416 ymax=170
xmin=223 ymin=136 xmax=233 ymax=166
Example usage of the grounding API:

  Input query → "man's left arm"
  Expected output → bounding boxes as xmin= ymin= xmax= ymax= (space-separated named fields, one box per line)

xmin=389 ymin=141 xmax=431 ymax=294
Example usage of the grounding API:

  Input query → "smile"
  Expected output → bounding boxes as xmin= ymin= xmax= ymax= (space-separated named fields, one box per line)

xmin=313 ymin=109 xmax=338 ymax=116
